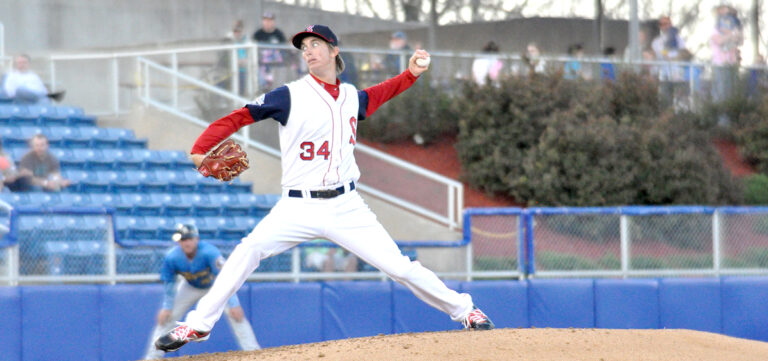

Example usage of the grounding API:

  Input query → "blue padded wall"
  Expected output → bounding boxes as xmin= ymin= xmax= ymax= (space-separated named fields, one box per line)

xmin=250 ymin=282 xmax=323 ymax=347
xmin=0 ymin=287 xmax=21 ymax=361
xmin=100 ymin=283 xmax=164 ymax=361
xmin=461 ymin=280 xmax=528 ymax=328
xmin=721 ymin=277 xmax=768 ymax=342
xmin=22 ymin=285 xmax=101 ymax=361
xmin=180 ymin=284 xmax=253 ymax=356
xmin=322 ymin=281 xmax=393 ymax=340
xmin=528 ymin=279 xmax=595 ymax=328
xmin=594 ymin=279 xmax=660 ymax=329
xmin=392 ymin=280 xmax=461 ymax=333
xmin=658 ymin=278 xmax=722 ymax=333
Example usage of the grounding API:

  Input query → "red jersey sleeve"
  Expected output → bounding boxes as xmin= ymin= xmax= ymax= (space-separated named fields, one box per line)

xmin=190 ymin=107 xmax=254 ymax=154
xmin=361 ymin=69 xmax=418 ymax=118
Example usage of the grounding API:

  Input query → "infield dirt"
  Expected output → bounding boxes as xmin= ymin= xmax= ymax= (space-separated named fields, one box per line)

xmin=163 ymin=328 xmax=768 ymax=361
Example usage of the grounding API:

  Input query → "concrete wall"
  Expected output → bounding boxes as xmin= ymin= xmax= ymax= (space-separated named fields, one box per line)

xmin=0 ymin=0 xmax=413 ymax=54
xmin=342 ymin=17 xmax=630 ymax=56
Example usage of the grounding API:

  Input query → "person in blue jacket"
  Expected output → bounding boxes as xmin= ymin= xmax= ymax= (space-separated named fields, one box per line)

xmin=143 ymin=224 xmax=259 ymax=359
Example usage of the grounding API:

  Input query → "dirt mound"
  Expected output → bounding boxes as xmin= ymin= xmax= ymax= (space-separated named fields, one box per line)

xmin=166 ymin=328 xmax=768 ymax=361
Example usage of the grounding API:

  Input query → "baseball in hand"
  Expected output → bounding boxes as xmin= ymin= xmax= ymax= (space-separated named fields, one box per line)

xmin=416 ymin=56 xmax=431 ymax=67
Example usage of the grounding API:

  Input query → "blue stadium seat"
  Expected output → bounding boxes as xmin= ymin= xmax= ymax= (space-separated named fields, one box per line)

xmin=40 ymin=111 xmax=69 ymax=127
xmin=109 ymin=171 xmax=144 ymax=193
xmin=138 ymin=171 xmax=168 ymax=193
xmin=52 ymin=148 xmax=83 ymax=170
xmin=6 ymin=126 xmax=43 ymax=146
xmin=0 ymin=106 xmax=11 ymax=125
xmin=0 ymin=126 xmax=21 ymax=142
xmin=62 ymin=127 xmax=94 ymax=148
xmin=226 ymin=179 xmax=252 ymax=193
xmin=87 ymin=148 xmax=120 ymax=171
xmin=88 ymin=193 xmax=118 ymax=209
xmin=200 ymin=216 xmax=230 ymax=239
xmin=218 ymin=216 xmax=253 ymax=240
xmin=45 ymin=126 xmax=78 ymax=142
xmin=79 ymin=171 xmax=112 ymax=193
xmin=163 ymin=193 xmax=194 ymax=217
xmin=173 ymin=216 xmax=203 ymax=229
xmin=220 ymin=193 xmax=251 ymax=216
xmin=115 ymin=216 xmax=140 ymax=240
xmin=10 ymin=107 xmax=39 ymax=126
xmin=114 ymin=149 xmax=143 ymax=170
xmin=45 ymin=241 xmax=73 ymax=274
xmin=27 ymin=192 xmax=57 ymax=207
xmin=72 ymin=240 xmax=107 ymax=274
xmin=8 ymin=147 xmax=26 ymax=162
xmin=67 ymin=114 xmax=97 ymax=127
xmin=72 ymin=148 xmax=100 ymax=170
xmin=0 ymin=192 xmax=27 ymax=206
xmin=167 ymin=170 xmax=197 ymax=193
xmin=58 ymin=193 xmax=88 ymax=207
xmin=193 ymin=194 xmax=221 ymax=217
xmin=163 ymin=150 xmax=195 ymax=169
xmin=61 ymin=170 xmax=90 ymax=192
xmin=129 ymin=193 xmax=162 ymax=216
xmin=193 ymin=173 xmax=227 ymax=193
xmin=129 ymin=216 xmax=166 ymax=240
xmin=94 ymin=128 xmax=134 ymax=148
xmin=144 ymin=150 xmax=173 ymax=170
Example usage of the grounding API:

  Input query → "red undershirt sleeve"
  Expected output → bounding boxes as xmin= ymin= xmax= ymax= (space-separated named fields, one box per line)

xmin=362 ymin=69 xmax=419 ymax=118
xmin=190 ymin=107 xmax=254 ymax=154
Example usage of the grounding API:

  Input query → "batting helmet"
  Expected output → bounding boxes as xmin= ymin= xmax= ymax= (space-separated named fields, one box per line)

xmin=172 ymin=223 xmax=199 ymax=242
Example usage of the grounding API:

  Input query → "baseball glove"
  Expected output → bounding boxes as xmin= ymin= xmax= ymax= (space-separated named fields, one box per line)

xmin=197 ymin=139 xmax=249 ymax=182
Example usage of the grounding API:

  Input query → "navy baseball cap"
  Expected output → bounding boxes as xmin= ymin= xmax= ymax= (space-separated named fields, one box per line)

xmin=292 ymin=25 xmax=338 ymax=49
xmin=172 ymin=223 xmax=199 ymax=242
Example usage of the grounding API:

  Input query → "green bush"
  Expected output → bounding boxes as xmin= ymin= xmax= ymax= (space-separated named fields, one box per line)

xmin=359 ymin=75 xmax=458 ymax=145
xmin=452 ymin=72 xmax=742 ymax=207
xmin=744 ymin=174 xmax=768 ymax=205
xmin=474 ymin=257 xmax=518 ymax=271
xmin=536 ymin=252 xmax=597 ymax=270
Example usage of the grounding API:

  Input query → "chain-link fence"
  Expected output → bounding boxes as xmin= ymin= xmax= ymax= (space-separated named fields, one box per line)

xmin=2 ymin=208 xmax=116 ymax=283
xmin=464 ymin=208 xmax=524 ymax=278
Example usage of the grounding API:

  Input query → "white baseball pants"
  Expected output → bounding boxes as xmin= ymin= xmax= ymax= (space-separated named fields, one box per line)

xmin=184 ymin=189 xmax=474 ymax=332
xmin=144 ymin=279 xmax=260 ymax=359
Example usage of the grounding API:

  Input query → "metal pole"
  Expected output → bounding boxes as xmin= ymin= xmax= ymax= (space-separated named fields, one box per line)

xmin=291 ymin=247 xmax=301 ymax=283
xmin=620 ymin=215 xmax=630 ymax=278
xmin=106 ymin=216 xmax=117 ymax=285
xmin=112 ymin=57 xmax=119 ymax=117
xmin=628 ymin=0 xmax=640 ymax=62
xmin=0 ymin=22 xmax=5 ymax=60
xmin=752 ymin=0 xmax=760 ymax=64
xmin=171 ymin=52 xmax=179 ymax=109
xmin=49 ymin=60 xmax=56 ymax=95
xmin=231 ymin=48 xmax=239 ymax=107
xmin=594 ymin=0 xmax=604 ymax=54
xmin=712 ymin=211 xmax=722 ymax=276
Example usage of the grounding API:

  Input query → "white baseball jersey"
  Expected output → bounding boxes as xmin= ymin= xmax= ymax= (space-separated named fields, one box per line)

xmin=183 ymin=70 xmax=475 ymax=334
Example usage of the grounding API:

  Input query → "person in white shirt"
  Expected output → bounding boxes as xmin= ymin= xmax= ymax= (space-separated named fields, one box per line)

xmin=2 ymin=54 xmax=50 ymax=104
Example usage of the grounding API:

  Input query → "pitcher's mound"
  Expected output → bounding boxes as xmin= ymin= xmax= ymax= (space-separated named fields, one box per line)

xmin=167 ymin=328 xmax=768 ymax=361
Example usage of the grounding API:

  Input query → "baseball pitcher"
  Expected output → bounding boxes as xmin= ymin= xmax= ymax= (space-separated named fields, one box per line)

xmin=155 ymin=25 xmax=493 ymax=353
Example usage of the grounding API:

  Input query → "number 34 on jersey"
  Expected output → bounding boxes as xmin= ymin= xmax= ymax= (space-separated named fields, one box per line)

xmin=298 ymin=116 xmax=357 ymax=161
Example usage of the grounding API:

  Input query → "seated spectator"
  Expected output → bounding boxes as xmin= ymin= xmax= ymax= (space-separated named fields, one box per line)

xmin=2 ymin=54 xmax=64 ymax=104
xmin=0 ymin=138 xmax=34 ymax=192
xmin=472 ymin=41 xmax=503 ymax=86
xmin=384 ymin=31 xmax=412 ymax=77
xmin=17 ymin=134 xmax=71 ymax=192
xmin=304 ymin=240 xmax=359 ymax=273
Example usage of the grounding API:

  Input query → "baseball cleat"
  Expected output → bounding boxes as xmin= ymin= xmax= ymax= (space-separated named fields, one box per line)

xmin=154 ymin=323 xmax=210 ymax=352
xmin=462 ymin=306 xmax=495 ymax=330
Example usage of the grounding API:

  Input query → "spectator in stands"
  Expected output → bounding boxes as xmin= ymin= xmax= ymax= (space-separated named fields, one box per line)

xmin=522 ymin=42 xmax=546 ymax=75
xmin=710 ymin=4 xmax=744 ymax=121
xmin=252 ymin=11 xmax=287 ymax=91
xmin=2 ymin=54 xmax=64 ymax=104
xmin=472 ymin=41 xmax=504 ymax=85
xmin=144 ymin=224 xmax=259 ymax=359
xmin=0 ymin=138 xmax=34 ymax=192
xmin=228 ymin=20 xmax=249 ymax=96
xmin=600 ymin=46 xmax=618 ymax=82
xmin=338 ymin=44 xmax=359 ymax=86
xmin=651 ymin=16 xmax=687 ymax=108
xmin=563 ymin=43 xmax=586 ymax=80
xmin=303 ymin=240 xmax=359 ymax=274
xmin=18 ymin=134 xmax=71 ymax=192
xmin=384 ymin=31 xmax=412 ymax=77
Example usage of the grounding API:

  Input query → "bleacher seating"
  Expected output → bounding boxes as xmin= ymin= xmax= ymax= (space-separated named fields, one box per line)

xmin=0 ymin=103 xmax=287 ymax=275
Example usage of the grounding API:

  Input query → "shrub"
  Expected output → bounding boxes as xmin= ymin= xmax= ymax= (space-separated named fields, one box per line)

xmin=744 ymin=174 xmax=768 ymax=205
xmin=359 ymin=75 xmax=458 ymax=145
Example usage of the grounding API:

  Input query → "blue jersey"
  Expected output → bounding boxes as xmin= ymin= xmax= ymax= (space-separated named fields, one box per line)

xmin=160 ymin=241 xmax=238 ymax=309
